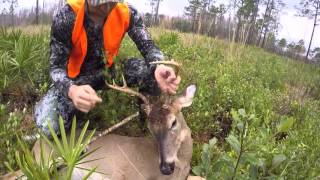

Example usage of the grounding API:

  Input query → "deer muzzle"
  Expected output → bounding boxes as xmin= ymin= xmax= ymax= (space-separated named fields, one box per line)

xmin=160 ymin=161 xmax=175 ymax=175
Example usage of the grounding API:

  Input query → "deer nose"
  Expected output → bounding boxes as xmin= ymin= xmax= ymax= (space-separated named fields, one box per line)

xmin=160 ymin=161 xmax=175 ymax=175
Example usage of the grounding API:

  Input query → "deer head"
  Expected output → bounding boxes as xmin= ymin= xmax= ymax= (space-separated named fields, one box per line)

xmin=106 ymin=60 xmax=196 ymax=176
xmin=146 ymin=84 xmax=196 ymax=175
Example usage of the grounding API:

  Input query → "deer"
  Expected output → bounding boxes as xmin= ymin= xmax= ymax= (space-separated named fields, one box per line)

xmin=2 ymin=61 xmax=204 ymax=180
xmin=69 ymin=85 xmax=198 ymax=180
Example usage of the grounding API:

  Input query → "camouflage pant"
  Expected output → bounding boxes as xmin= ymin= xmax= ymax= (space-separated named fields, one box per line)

xmin=34 ymin=58 xmax=159 ymax=137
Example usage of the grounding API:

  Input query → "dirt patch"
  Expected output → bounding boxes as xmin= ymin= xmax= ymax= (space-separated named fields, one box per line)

xmin=212 ymin=111 xmax=233 ymax=141
xmin=193 ymin=131 xmax=215 ymax=144
xmin=1 ymin=86 xmax=38 ymax=112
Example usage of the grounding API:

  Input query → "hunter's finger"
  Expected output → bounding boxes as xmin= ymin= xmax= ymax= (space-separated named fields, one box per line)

xmin=166 ymin=75 xmax=177 ymax=83
xmin=168 ymin=88 xmax=177 ymax=95
xmin=83 ymin=85 xmax=97 ymax=95
xmin=169 ymin=83 xmax=178 ymax=91
xmin=91 ymin=95 xmax=102 ymax=103
xmin=76 ymin=99 xmax=92 ymax=109
xmin=171 ymin=76 xmax=181 ymax=85
xmin=79 ymin=91 xmax=101 ymax=103
xmin=79 ymin=92 xmax=95 ymax=102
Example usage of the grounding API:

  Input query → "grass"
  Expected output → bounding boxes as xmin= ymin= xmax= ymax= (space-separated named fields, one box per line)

xmin=0 ymin=26 xmax=320 ymax=178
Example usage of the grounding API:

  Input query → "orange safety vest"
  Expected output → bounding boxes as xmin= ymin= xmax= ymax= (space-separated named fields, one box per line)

xmin=67 ymin=0 xmax=130 ymax=78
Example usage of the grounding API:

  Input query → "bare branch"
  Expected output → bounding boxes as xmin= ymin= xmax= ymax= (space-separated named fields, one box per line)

xmin=89 ymin=112 xmax=140 ymax=145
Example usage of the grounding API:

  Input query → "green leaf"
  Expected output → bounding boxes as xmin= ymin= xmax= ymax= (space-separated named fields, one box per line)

xmin=226 ymin=135 xmax=240 ymax=154
xmin=192 ymin=166 xmax=203 ymax=176
xmin=249 ymin=165 xmax=259 ymax=179
xmin=237 ymin=122 xmax=244 ymax=131
xmin=69 ymin=117 xmax=77 ymax=149
xmin=83 ymin=167 xmax=98 ymax=180
xmin=238 ymin=109 xmax=246 ymax=117
xmin=277 ymin=117 xmax=295 ymax=133
xmin=231 ymin=109 xmax=240 ymax=122
xmin=208 ymin=138 xmax=217 ymax=147
xmin=59 ymin=116 xmax=70 ymax=154
xmin=272 ymin=154 xmax=287 ymax=168
xmin=242 ymin=153 xmax=259 ymax=165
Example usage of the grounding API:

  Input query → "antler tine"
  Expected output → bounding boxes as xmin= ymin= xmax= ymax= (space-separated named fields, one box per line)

xmin=121 ymin=74 xmax=128 ymax=87
xmin=106 ymin=75 xmax=149 ymax=105
xmin=150 ymin=59 xmax=182 ymax=76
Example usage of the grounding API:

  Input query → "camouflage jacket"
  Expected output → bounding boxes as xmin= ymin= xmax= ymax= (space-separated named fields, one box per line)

xmin=50 ymin=4 xmax=164 ymax=97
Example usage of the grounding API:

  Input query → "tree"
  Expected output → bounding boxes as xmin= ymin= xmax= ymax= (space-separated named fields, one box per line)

xmin=296 ymin=0 xmax=320 ymax=60
xmin=154 ymin=0 xmax=163 ymax=25
xmin=311 ymin=47 xmax=320 ymax=61
xmin=197 ymin=0 xmax=213 ymax=34
xmin=1 ymin=0 xmax=18 ymax=26
xmin=185 ymin=0 xmax=202 ymax=32
xmin=9 ymin=0 xmax=18 ymax=26
xmin=257 ymin=0 xmax=285 ymax=48
xmin=287 ymin=42 xmax=297 ymax=58
xmin=35 ymin=0 xmax=39 ymax=25
xmin=246 ymin=0 xmax=261 ymax=44
xmin=234 ymin=0 xmax=257 ymax=43
xmin=265 ymin=32 xmax=276 ymax=51
xmin=148 ymin=0 xmax=163 ymax=25
xmin=207 ymin=4 xmax=227 ymax=36
xmin=295 ymin=39 xmax=306 ymax=57
xmin=278 ymin=38 xmax=287 ymax=54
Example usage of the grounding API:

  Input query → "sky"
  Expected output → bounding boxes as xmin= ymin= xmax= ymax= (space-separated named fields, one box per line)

xmin=13 ymin=0 xmax=320 ymax=48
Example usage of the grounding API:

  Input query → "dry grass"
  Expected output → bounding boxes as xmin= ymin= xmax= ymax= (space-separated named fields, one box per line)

xmin=8 ymin=25 xmax=50 ymax=35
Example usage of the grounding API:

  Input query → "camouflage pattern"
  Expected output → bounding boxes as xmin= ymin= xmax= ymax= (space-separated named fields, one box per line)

xmin=34 ymin=3 xmax=164 ymax=137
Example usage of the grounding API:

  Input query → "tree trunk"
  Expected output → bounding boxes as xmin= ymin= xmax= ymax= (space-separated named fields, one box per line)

xmin=235 ymin=17 xmax=242 ymax=42
xmin=35 ymin=0 xmax=39 ymax=25
xmin=197 ymin=10 xmax=203 ymax=34
xmin=247 ymin=0 xmax=260 ymax=44
xmin=257 ymin=0 xmax=271 ymax=46
xmin=10 ymin=0 xmax=14 ymax=27
xmin=154 ymin=0 xmax=161 ymax=25
xmin=261 ymin=26 xmax=269 ymax=48
xmin=306 ymin=0 xmax=319 ymax=60
xmin=207 ymin=14 xmax=216 ymax=36
xmin=11 ymin=13 xmax=14 ymax=27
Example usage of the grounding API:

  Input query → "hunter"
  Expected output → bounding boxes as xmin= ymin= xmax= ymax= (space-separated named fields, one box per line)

xmin=34 ymin=0 xmax=181 ymax=136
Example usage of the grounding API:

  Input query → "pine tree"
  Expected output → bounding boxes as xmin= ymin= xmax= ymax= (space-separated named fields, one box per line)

xmin=296 ymin=0 xmax=320 ymax=60
xmin=184 ymin=0 xmax=202 ymax=32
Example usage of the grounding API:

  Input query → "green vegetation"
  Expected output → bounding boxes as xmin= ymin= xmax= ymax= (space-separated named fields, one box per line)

xmin=12 ymin=118 xmax=96 ymax=180
xmin=0 ymin=27 xmax=320 ymax=179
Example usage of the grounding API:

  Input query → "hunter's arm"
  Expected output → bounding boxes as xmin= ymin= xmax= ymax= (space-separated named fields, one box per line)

xmin=49 ymin=5 xmax=75 ymax=97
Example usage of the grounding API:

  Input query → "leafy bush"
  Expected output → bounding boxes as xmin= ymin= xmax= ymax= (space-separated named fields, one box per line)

xmin=13 ymin=117 xmax=97 ymax=180
xmin=0 ymin=28 xmax=49 ymax=95
xmin=0 ymin=104 xmax=26 ymax=174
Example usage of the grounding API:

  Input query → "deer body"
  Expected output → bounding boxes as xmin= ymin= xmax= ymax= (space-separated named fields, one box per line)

xmin=72 ymin=113 xmax=192 ymax=180
xmin=3 ymin=84 xmax=199 ymax=180
xmin=3 ymin=61 xmax=202 ymax=180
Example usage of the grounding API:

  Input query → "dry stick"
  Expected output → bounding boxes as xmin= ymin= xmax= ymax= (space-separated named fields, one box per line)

xmin=89 ymin=112 xmax=140 ymax=145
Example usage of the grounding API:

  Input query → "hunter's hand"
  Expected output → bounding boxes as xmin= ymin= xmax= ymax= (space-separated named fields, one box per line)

xmin=68 ymin=85 xmax=102 ymax=113
xmin=154 ymin=65 xmax=181 ymax=95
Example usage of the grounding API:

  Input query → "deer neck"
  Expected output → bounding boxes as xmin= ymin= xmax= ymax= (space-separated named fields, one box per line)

xmin=176 ymin=113 xmax=193 ymax=164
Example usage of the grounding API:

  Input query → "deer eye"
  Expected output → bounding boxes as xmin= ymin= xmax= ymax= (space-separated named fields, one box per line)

xmin=171 ymin=119 xmax=177 ymax=129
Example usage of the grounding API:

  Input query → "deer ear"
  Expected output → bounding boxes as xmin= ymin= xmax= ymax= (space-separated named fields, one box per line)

xmin=176 ymin=85 xmax=196 ymax=108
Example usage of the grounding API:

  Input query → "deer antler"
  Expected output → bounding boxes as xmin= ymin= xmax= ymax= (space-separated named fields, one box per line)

xmin=150 ymin=59 xmax=182 ymax=76
xmin=106 ymin=75 xmax=149 ymax=106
